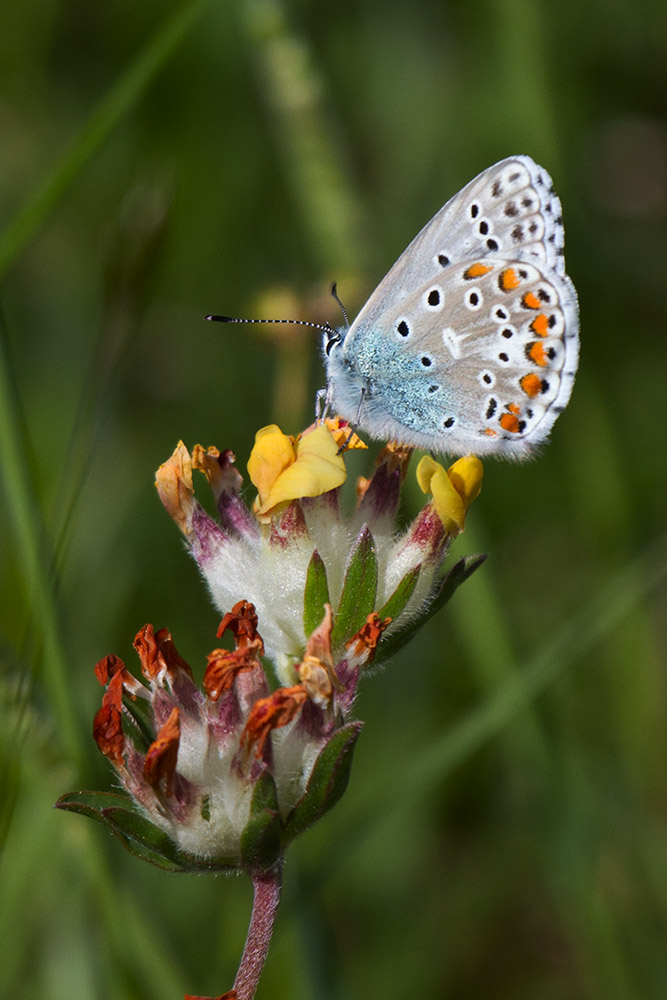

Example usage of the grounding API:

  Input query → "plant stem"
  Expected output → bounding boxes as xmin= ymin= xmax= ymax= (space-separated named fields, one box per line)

xmin=233 ymin=864 xmax=283 ymax=1000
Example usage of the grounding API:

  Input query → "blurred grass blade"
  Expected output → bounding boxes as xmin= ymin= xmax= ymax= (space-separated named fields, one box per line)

xmin=241 ymin=0 xmax=366 ymax=276
xmin=0 ymin=4 xmax=216 ymax=982
xmin=0 ymin=0 xmax=212 ymax=779
xmin=0 ymin=305 xmax=82 ymax=765
xmin=0 ymin=0 xmax=211 ymax=281
xmin=354 ymin=532 xmax=667 ymax=840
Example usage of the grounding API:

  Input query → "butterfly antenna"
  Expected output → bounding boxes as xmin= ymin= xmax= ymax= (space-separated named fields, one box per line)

xmin=206 ymin=314 xmax=335 ymax=335
xmin=330 ymin=282 xmax=350 ymax=330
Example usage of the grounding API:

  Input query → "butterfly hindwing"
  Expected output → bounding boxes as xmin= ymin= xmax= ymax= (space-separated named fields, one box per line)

xmin=325 ymin=155 xmax=579 ymax=457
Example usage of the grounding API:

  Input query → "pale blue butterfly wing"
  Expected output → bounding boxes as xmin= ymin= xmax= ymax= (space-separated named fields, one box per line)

xmin=325 ymin=156 xmax=579 ymax=458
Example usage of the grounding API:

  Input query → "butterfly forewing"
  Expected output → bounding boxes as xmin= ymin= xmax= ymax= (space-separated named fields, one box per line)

xmin=327 ymin=155 xmax=579 ymax=457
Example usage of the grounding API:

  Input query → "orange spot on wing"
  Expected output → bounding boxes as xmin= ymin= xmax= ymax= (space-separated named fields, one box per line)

xmin=483 ymin=428 xmax=498 ymax=437
xmin=464 ymin=262 xmax=493 ymax=279
xmin=500 ymin=412 xmax=521 ymax=433
xmin=499 ymin=268 xmax=520 ymax=291
xmin=508 ymin=403 xmax=520 ymax=415
xmin=530 ymin=313 xmax=549 ymax=336
xmin=522 ymin=291 xmax=541 ymax=310
xmin=520 ymin=373 xmax=542 ymax=397
xmin=528 ymin=341 xmax=548 ymax=367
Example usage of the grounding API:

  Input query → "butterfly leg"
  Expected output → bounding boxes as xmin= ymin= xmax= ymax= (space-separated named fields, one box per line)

xmin=315 ymin=385 xmax=331 ymax=423
xmin=335 ymin=386 xmax=366 ymax=454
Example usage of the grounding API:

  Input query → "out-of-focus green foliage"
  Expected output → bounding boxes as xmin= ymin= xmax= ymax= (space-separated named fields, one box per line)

xmin=1 ymin=1 xmax=666 ymax=997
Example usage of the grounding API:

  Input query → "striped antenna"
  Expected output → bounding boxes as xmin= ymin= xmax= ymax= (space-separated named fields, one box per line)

xmin=206 ymin=282 xmax=349 ymax=336
xmin=330 ymin=282 xmax=350 ymax=330
xmin=205 ymin=314 xmax=335 ymax=335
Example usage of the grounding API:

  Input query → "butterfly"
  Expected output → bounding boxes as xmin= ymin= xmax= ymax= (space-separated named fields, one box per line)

xmin=323 ymin=155 xmax=579 ymax=458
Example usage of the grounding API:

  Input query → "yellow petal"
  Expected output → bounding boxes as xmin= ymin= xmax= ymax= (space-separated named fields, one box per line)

xmin=447 ymin=455 xmax=484 ymax=508
xmin=247 ymin=425 xmax=297 ymax=507
xmin=155 ymin=441 xmax=195 ymax=535
xmin=415 ymin=454 xmax=440 ymax=495
xmin=416 ymin=454 xmax=483 ymax=533
xmin=256 ymin=423 xmax=347 ymax=516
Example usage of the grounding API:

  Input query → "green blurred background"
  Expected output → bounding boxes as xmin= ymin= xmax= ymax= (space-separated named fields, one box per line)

xmin=2 ymin=1 xmax=666 ymax=997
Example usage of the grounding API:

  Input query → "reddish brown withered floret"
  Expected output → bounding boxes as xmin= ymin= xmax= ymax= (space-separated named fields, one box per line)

xmin=134 ymin=623 xmax=194 ymax=680
xmin=241 ymin=686 xmax=309 ymax=760
xmin=143 ymin=706 xmax=181 ymax=797
xmin=218 ymin=599 xmax=265 ymax=655
xmin=345 ymin=613 xmax=393 ymax=664
xmin=92 ymin=668 xmax=125 ymax=766
xmin=203 ymin=642 xmax=264 ymax=701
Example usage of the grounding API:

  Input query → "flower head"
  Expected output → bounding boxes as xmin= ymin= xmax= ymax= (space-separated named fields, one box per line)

xmin=59 ymin=420 xmax=484 ymax=875
xmin=154 ymin=426 xmax=483 ymax=686
xmin=65 ymin=602 xmax=362 ymax=874
xmin=57 ymin=416 xmax=487 ymax=1000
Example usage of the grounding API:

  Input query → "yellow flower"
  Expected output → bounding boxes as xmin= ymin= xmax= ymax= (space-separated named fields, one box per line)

xmin=416 ymin=455 xmax=483 ymax=534
xmin=248 ymin=423 xmax=347 ymax=520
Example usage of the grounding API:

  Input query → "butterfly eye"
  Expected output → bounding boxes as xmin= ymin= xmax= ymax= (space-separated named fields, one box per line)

xmin=324 ymin=332 xmax=342 ymax=356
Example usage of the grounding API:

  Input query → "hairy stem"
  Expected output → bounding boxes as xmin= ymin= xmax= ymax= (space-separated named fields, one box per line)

xmin=233 ymin=864 xmax=283 ymax=1000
